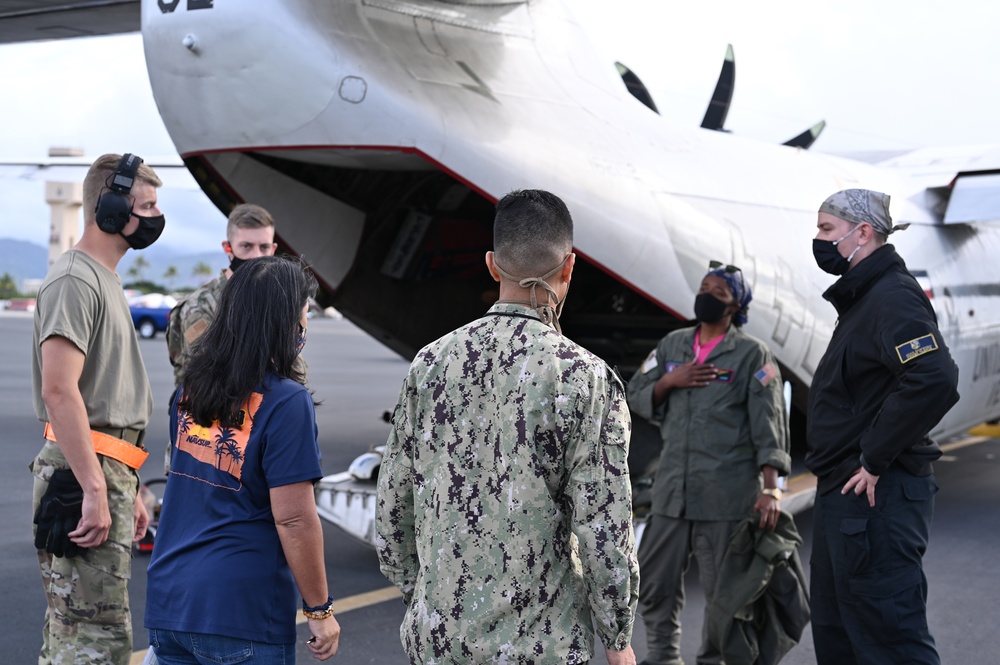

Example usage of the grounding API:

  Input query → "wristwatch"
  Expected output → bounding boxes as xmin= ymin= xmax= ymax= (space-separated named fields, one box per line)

xmin=761 ymin=487 xmax=783 ymax=500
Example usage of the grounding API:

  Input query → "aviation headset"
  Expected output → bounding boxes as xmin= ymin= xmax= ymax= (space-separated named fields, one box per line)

xmin=95 ymin=153 xmax=143 ymax=234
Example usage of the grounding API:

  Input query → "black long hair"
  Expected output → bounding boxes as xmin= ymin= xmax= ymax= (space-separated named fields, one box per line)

xmin=180 ymin=256 xmax=317 ymax=428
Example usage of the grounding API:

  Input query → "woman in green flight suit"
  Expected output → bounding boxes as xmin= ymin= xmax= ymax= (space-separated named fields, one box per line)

xmin=628 ymin=262 xmax=791 ymax=665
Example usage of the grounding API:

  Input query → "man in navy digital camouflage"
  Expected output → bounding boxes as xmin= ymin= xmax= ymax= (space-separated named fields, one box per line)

xmin=376 ymin=189 xmax=639 ymax=665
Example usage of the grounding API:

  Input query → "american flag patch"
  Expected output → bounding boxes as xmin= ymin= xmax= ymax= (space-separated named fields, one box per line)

xmin=754 ymin=363 xmax=778 ymax=386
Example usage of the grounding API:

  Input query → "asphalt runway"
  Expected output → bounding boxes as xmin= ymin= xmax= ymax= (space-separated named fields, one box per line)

xmin=2 ymin=311 xmax=999 ymax=664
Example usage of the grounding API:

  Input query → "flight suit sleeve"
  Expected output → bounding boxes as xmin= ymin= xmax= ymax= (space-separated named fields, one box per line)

xmin=746 ymin=345 xmax=792 ymax=474
xmin=627 ymin=337 xmax=668 ymax=423
xmin=567 ymin=368 xmax=639 ymax=651
xmin=860 ymin=290 xmax=960 ymax=476
xmin=375 ymin=376 xmax=420 ymax=604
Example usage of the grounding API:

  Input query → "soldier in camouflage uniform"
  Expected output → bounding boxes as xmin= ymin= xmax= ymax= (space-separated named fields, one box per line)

xmin=376 ymin=190 xmax=639 ymax=665
xmin=31 ymin=153 xmax=163 ymax=664
xmin=165 ymin=204 xmax=285 ymax=472
xmin=166 ymin=203 xmax=279 ymax=387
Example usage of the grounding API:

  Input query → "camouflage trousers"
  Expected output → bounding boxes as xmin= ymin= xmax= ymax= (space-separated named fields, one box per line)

xmin=31 ymin=440 xmax=139 ymax=665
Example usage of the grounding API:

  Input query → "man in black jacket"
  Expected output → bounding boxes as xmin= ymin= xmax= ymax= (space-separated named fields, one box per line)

xmin=806 ymin=189 xmax=959 ymax=665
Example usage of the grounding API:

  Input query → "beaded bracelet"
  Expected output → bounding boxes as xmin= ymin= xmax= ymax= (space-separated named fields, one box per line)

xmin=302 ymin=596 xmax=335 ymax=620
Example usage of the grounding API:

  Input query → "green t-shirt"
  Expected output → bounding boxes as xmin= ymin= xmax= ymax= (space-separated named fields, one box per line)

xmin=32 ymin=249 xmax=153 ymax=430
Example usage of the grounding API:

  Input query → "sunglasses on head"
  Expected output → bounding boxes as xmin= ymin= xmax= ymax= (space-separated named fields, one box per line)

xmin=708 ymin=260 xmax=747 ymax=301
xmin=709 ymin=260 xmax=742 ymax=274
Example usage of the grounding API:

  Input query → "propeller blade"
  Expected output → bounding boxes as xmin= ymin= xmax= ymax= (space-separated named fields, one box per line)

xmin=616 ymin=62 xmax=659 ymax=114
xmin=783 ymin=120 xmax=827 ymax=149
xmin=701 ymin=44 xmax=734 ymax=131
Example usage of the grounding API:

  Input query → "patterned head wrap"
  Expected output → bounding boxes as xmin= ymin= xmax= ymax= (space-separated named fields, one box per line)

xmin=706 ymin=265 xmax=752 ymax=326
xmin=818 ymin=189 xmax=909 ymax=235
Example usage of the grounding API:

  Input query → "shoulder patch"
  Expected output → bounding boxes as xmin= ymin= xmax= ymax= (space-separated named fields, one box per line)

xmin=641 ymin=349 xmax=658 ymax=374
xmin=184 ymin=318 xmax=209 ymax=344
xmin=754 ymin=363 xmax=778 ymax=386
xmin=895 ymin=333 xmax=939 ymax=364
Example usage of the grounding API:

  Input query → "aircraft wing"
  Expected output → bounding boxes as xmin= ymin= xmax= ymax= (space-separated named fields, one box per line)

xmin=0 ymin=0 xmax=139 ymax=44
xmin=874 ymin=144 xmax=1000 ymax=225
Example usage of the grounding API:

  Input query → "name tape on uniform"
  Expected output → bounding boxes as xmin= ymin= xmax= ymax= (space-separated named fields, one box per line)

xmin=665 ymin=361 xmax=733 ymax=382
xmin=895 ymin=333 xmax=938 ymax=364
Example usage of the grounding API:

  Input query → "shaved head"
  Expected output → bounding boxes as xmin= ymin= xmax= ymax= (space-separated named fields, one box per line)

xmin=493 ymin=189 xmax=573 ymax=276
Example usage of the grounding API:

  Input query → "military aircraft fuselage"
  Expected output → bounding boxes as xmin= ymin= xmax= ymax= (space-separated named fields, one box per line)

xmin=142 ymin=0 xmax=1000 ymax=444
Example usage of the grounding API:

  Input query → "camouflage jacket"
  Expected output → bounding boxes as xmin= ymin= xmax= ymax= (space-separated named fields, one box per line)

xmin=167 ymin=268 xmax=308 ymax=388
xmin=167 ymin=269 xmax=227 ymax=387
xmin=376 ymin=303 xmax=638 ymax=664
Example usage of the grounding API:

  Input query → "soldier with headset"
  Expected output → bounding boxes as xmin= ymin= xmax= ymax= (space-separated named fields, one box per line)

xmin=30 ymin=153 xmax=165 ymax=664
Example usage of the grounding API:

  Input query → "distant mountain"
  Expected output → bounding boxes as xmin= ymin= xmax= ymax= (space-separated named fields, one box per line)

xmin=0 ymin=238 xmax=230 ymax=293
xmin=0 ymin=239 xmax=47 ymax=288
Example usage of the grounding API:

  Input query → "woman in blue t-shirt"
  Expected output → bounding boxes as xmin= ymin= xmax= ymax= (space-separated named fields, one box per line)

xmin=146 ymin=256 xmax=340 ymax=663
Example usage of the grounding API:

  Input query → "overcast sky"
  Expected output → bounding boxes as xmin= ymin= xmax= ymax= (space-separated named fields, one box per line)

xmin=1 ymin=0 xmax=998 ymax=252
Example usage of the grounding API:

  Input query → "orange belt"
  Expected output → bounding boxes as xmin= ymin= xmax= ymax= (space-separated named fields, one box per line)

xmin=43 ymin=422 xmax=149 ymax=470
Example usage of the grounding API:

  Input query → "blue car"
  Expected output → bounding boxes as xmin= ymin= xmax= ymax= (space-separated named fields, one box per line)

xmin=128 ymin=293 xmax=177 ymax=339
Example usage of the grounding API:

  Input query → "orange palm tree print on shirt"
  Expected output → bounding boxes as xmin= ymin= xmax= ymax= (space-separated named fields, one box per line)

xmin=176 ymin=392 xmax=263 ymax=482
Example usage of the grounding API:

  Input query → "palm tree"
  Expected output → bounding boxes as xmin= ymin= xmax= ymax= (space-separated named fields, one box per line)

xmin=178 ymin=412 xmax=193 ymax=435
xmin=214 ymin=428 xmax=238 ymax=469
xmin=131 ymin=255 xmax=150 ymax=281
xmin=192 ymin=261 xmax=213 ymax=284
xmin=0 ymin=272 xmax=18 ymax=299
xmin=224 ymin=440 xmax=244 ymax=474
xmin=163 ymin=265 xmax=178 ymax=290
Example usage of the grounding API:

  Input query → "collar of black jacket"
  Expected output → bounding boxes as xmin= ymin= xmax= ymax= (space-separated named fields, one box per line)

xmin=823 ymin=244 xmax=907 ymax=315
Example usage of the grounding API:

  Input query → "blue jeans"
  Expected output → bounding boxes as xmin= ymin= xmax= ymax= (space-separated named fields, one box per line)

xmin=150 ymin=628 xmax=296 ymax=664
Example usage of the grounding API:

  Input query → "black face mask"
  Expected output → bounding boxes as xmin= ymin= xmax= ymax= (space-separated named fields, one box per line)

xmin=122 ymin=213 xmax=165 ymax=250
xmin=812 ymin=239 xmax=851 ymax=275
xmin=228 ymin=255 xmax=248 ymax=273
xmin=694 ymin=293 xmax=730 ymax=324
xmin=813 ymin=224 xmax=862 ymax=276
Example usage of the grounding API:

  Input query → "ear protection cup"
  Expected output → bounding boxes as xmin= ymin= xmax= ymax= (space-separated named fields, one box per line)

xmin=95 ymin=153 xmax=143 ymax=235
xmin=95 ymin=191 xmax=132 ymax=234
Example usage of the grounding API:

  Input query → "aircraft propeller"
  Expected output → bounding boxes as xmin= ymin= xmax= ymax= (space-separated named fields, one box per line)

xmin=783 ymin=120 xmax=827 ymax=149
xmin=701 ymin=44 xmax=735 ymax=131
xmin=616 ymin=62 xmax=659 ymax=114
xmin=698 ymin=44 xmax=824 ymax=149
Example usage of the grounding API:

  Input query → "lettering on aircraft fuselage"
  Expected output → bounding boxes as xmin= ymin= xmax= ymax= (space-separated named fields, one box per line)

xmin=770 ymin=258 xmax=805 ymax=348
xmin=159 ymin=0 xmax=213 ymax=13
xmin=986 ymin=380 xmax=1000 ymax=411
xmin=973 ymin=342 xmax=1000 ymax=382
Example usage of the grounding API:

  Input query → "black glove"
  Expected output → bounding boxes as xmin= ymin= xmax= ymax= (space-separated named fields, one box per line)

xmin=33 ymin=468 xmax=86 ymax=558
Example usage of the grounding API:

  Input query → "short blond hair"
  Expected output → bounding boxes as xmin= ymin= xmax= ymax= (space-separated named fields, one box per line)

xmin=226 ymin=203 xmax=275 ymax=242
xmin=82 ymin=153 xmax=162 ymax=224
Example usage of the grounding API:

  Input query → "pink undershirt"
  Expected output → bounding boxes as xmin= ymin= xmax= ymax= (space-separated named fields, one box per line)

xmin=693 ymin=327 xmax=724 ymax=364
